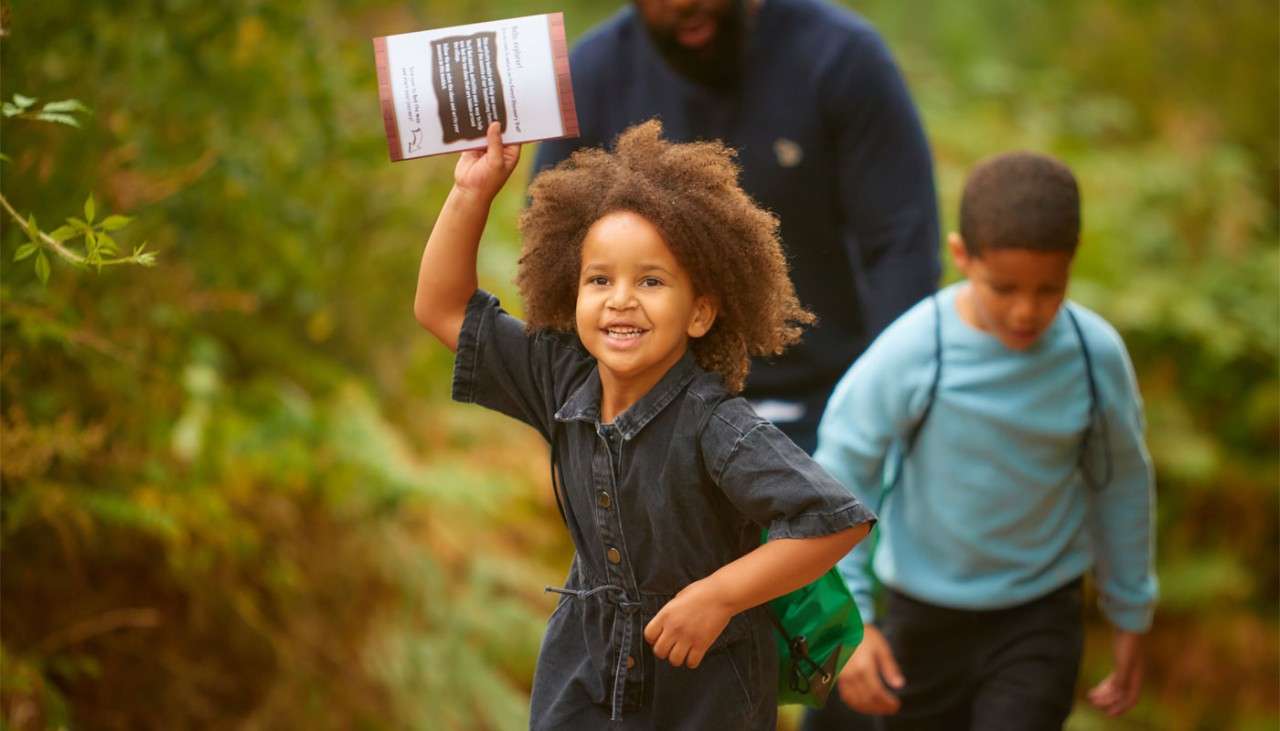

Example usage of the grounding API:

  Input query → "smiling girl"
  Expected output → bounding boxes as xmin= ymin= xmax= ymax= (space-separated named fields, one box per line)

xmin=412 ymin=120 xmax=874 ymax=729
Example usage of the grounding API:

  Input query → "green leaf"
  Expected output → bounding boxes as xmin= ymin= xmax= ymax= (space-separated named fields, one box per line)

xmin=49 ymin=226 xmax=77 ymax=242
xmin=12 ymin=94 xmax=36 ymax=109
xmin=68 ymin=217 xmax=90 ymax=232
xmin=40 ymin=99 xmax=90 ymax=114
xmin=85 ymin=230 xmax=98 ymax=257
xmin=14 ymin=243 xmax=37 ymax=261
xmin=1 ymin=103 xmax=18 ymax=118
xmin=98 ymin=233 xmax=119 ymax=256
xmin=84 ymin=195 xmax=96 ymax=224
xmin=34 ymin=252 xmax=50 ymax=284
xmin=25 ymin=214 xmax=39 ymax=243
xmin=101 ymin=214 xmax=131 ymax=231
xmin=0 ymin=153 xmax=10 ymax=163
xmin=34 ymin=112 xmax=81 ymax=127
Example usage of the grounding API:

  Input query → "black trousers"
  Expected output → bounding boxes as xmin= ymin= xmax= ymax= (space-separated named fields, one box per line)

xmin=803 ymin=579 xmax=1085 ymax=731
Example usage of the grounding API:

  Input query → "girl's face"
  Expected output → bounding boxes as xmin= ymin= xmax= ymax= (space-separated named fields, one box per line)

xmin=575 ymin=211 xmax=717 ymax=404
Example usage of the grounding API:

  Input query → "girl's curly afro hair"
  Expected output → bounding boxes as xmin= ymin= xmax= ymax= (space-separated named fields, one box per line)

xmin=516 ymin=120 xmax=814 ymax=393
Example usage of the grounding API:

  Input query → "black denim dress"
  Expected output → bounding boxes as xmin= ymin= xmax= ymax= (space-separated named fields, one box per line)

xmin=452 ymin=291 xmax=875 ymax=730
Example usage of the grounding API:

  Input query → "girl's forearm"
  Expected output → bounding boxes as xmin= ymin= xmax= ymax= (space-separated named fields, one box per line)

xmin=706 ymin=524 xmax=870 ymax=616
xmin=413 ymin=186 xmax=494 ymax=351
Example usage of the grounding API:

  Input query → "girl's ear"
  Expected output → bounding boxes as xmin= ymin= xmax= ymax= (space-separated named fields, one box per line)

xmin=948 ymin=232 xmax=973 ymax=275
xmin=687 ymin=294 xmax=718 ymax=339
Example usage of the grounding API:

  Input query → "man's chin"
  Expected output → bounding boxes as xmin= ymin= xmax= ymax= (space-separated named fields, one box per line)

xmin=646 ymin=0 xmax=747 ymax=90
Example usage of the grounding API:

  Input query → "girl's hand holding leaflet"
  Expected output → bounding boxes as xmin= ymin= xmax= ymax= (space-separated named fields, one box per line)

xmin=644 ymin=577 xmax=733 ymax=669
xmin=454 ymin=121 xmax=521 ymax=201
xmin=837 ymin=624 xmax=905 ymax=715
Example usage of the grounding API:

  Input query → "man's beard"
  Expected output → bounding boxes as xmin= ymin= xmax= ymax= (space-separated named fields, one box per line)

xmin=645 ymin=0 xmax=750 ymax=91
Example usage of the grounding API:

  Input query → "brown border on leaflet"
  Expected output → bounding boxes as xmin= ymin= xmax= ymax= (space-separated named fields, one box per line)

xmin=372 ymin=36 xmax=404 ymax=162
xmin=547 ymin=13 xmax=580 ymax=139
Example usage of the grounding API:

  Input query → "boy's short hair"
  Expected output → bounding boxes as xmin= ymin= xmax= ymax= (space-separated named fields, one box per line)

xmin=960 ymin=151 xmax=1080 ymax=256
xmin=518 ymin=120 xmax=813 ymax=393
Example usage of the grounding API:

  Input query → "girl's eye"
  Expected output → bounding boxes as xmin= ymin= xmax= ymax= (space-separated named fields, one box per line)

xmin=640 ymin=277 xmax=663 ymax=287
xmin=586 ymin=275 xmax=609 ymax=286
xmin=991 ymin=284 xmax=1015 ymax=295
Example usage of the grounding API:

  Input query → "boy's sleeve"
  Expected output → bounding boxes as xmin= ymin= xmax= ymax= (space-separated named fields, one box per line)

xmin=451 ymin=289 xmax=589 ymax=441
xmin=1085 ymin=323 xmax=1158 ymax=632
xmin=707 ymin=413 xmax=877 ymax=541
xmin=812 ymin=308 xmax=936 ymax=624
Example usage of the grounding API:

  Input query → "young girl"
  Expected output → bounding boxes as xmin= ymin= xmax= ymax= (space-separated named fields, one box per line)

xmin=413 ymin=120 xmax=874 ymax=730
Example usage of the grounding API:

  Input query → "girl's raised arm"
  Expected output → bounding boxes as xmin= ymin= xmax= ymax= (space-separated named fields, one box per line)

xmin=413 ymin=122 xmax=521 ymax=351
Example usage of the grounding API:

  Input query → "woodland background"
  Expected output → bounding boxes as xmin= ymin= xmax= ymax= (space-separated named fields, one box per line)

xmin=1 ymin=1 xmax=1276 ymax=728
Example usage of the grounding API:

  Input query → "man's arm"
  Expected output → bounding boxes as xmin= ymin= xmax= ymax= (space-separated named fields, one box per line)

xmin=413 ymin=123 xmax=521 ymax=351
xmin=827 ymin=26 xmax=940 ymax=340
xmin=532 ymin=135 xmax=587 ymax=178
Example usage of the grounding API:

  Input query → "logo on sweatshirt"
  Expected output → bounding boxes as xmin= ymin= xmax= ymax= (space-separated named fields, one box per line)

xmin=774 ymin=138 xmax=803 ymax=168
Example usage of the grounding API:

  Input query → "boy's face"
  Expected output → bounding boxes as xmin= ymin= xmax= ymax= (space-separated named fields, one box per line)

xmin=949 ymin=233 xmax=1073 ymax=351
xmin=576 ymin=211 xmax=717 ymax=398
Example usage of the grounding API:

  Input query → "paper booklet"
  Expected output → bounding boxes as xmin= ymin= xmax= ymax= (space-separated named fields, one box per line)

xmin=373 ymin=12 xmax=579 ymax=161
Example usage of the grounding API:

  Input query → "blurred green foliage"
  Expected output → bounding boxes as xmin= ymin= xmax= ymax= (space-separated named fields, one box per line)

xmin=1 ymin=1 xmax=1275 ymax=729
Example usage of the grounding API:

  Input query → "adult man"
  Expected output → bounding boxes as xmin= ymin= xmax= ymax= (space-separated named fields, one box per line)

xmin=534 ymin=0 xmax=939 ymax=455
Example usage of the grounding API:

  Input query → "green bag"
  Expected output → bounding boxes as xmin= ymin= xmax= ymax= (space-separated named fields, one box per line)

xmin=691 ymin=398 xmax=865 ymax=708
xmin=762 ymin=530 xmax=864 ymax=707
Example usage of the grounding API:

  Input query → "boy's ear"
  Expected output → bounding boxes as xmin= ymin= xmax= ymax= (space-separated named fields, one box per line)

xmin=687 ymin=295 xmax=718 ymax=339
xmin=948 ymin=232 xmax=972 ymax=274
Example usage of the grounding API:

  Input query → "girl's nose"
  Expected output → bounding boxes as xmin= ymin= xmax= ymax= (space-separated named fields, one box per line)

xmin=607 ymin=284 xmax=637 ymax=310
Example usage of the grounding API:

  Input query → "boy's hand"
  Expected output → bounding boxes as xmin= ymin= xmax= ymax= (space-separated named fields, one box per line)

xmin=453 ymin=121 xmax=521 ymax=201
xmin=837 ymin=624 xmax=905 ymax=715
xmin=644 ymin=578 xmax=733 ymax=669
xmin=1087 ymin=629 xmax=1144 ymax=716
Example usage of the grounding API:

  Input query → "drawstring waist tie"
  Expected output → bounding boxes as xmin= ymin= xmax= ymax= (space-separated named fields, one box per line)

xmin=546 ymin=583 xmax=641 ymax=721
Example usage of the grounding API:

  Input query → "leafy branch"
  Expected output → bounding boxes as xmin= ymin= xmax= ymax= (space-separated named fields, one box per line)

xmin=2 ymin=94 xmax=157 ymax=283
xmin=2 ymin=94 xmax=91 ymax=128
xmin=1 ymin=193 xmax=156 ymax=283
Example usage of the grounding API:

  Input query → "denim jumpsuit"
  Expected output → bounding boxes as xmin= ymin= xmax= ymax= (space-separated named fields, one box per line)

xmin=452 ymin=291 xmax=875 ymax=729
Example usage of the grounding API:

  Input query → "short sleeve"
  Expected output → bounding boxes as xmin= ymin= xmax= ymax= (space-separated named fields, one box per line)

xmin=451 ymin=289 xmax=591 ymax=440
xmin=707 ymin=412 xmax=877 ymax=540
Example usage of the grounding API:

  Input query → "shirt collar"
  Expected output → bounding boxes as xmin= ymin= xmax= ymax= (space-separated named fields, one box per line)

xmin=554 ymin=350 xmax=701 ymax=440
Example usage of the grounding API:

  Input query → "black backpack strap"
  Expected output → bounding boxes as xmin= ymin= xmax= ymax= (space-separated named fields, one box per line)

xmin=548 ymin=422 xmax=576 ymax=528
xmin=1065 ymin=306 xmax=1113 ymax=489
xmin=697 ymin=392 xmax=730 ymax=441
xmin=904 ymin=294 xmax=943 ymax=457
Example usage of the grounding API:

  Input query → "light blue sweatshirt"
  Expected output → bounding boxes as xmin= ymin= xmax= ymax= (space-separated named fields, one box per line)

xmin=815 ymin=283 xmax=1157 ymax=632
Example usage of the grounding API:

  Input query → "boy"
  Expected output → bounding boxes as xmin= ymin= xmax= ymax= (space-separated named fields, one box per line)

xmin=813 ymin=152 xmax=1156 ymax=729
